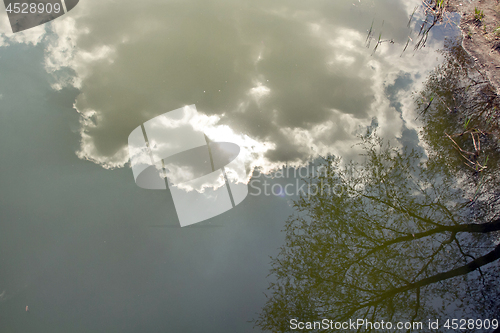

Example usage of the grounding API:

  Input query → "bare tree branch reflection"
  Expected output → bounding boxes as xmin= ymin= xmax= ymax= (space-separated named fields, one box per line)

xmin=256 ymin=41 xmax=500 ymax=332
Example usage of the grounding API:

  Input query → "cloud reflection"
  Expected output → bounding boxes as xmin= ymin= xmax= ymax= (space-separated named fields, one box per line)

xmin=4 ymin=0 xmax=448 ymax=180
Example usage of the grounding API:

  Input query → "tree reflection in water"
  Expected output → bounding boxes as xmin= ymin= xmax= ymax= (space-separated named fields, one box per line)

xmin=256 ymin=40 xmax=500 ymax=332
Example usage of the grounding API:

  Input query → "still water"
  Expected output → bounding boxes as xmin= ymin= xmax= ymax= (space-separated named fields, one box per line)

xmin=0 ymin=0 xmax=497 ymax=332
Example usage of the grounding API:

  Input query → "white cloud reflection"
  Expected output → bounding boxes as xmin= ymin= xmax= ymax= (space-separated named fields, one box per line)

xmin=1 ymin=0 xmax=448 ymax=184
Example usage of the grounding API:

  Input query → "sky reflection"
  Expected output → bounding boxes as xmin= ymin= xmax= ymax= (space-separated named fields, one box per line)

xmin=0 ymin=0 xmax=451 ymax=176
xmin=0 ymin=1 xmax=464 ymax=332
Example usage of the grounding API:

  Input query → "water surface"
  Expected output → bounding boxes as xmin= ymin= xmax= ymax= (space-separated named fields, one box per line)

xmin=0 ymin=1 xmax=483 ymax=332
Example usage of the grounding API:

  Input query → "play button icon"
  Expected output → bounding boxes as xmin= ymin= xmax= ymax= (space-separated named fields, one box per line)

xmin=3 ymin=0 xmax=79 ymax=33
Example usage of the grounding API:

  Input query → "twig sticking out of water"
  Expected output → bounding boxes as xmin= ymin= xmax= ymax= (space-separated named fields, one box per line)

xmin=414 ymin=0 xmax=453 ymax=51
xmin=445 ymin=129 xmax=489 ymax=172
xmin=366 ymin=19 xmax=374 ymax=48
xmin=408 ymin=6 xmax=418 ymax=28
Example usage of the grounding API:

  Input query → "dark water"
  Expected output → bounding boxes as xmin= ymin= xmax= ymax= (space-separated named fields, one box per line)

xmin=1 ymin=0 xmax=497 ymax=332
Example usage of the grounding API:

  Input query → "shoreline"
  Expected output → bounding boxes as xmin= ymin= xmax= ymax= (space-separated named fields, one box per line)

xmin=445 ymin=0 xmax=500 ymax=94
